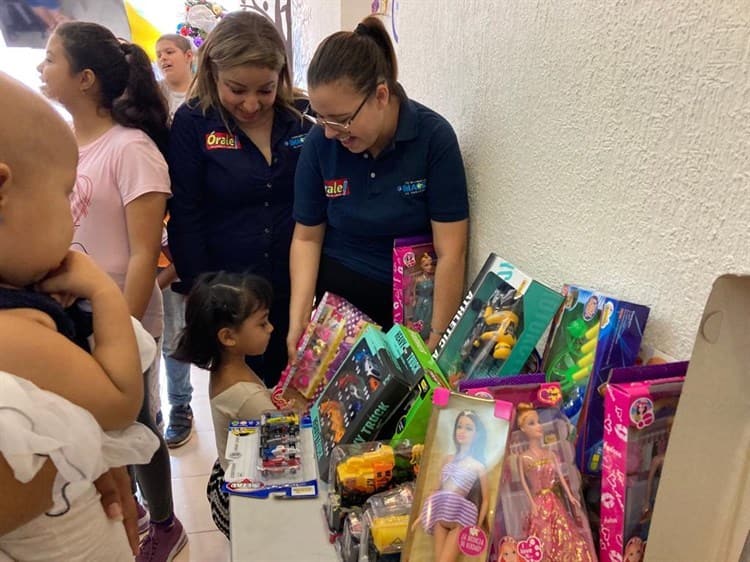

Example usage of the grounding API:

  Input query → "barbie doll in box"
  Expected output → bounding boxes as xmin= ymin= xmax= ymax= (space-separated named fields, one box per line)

xmin=411 ymin=410 xmax=488 ymax=562
xmin=408 ymin=252 xmax=436 ymax=340
xmin=516 ymin=404 xmax=596 ymax=562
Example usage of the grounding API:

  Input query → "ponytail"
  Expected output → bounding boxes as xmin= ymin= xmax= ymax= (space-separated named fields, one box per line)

xmin=55 ymin=22 xmax=169 ymax=155
xmin=308 ymin=16 xmax=401 ymax=97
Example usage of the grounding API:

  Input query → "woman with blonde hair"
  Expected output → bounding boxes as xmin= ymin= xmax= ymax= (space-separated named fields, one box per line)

xmin=167 ymin=11 xmax=310 ymax=387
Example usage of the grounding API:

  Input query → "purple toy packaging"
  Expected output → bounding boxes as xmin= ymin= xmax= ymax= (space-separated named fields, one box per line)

xmin=541 ymin=284 xmax=650 ymax=474
xmin=393 ymin=235 xmax=436 ymax=341
xmin=599 ymin=375 xmax=684 ymax=562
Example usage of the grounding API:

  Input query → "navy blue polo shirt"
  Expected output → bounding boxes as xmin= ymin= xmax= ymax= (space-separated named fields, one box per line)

xmin=168 ymin=100 xmax=310 ymax=296
xmin=294 ymin=96 xmax=468 ymax=284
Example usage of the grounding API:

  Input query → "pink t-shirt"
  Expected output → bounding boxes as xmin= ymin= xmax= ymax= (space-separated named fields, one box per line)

xmin=71 ymin=125 xmax=171 ymax=337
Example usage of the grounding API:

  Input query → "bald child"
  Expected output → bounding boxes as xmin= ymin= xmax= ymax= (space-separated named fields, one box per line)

xmin=0 ymin=72 xmax=150 ymax=560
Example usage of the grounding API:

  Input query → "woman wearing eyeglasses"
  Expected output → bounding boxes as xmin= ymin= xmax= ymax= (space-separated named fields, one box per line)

xmin=167 ymin=12 xmax=310 ymax=387
xmin=288 ymin=16 xmax=469 ymax=357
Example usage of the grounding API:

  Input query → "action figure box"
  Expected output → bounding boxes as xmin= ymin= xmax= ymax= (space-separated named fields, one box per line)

xmin=645 ymin=275 xmax=750 ymax=562
xmin=434 ymin=253 xmax=563 ymax=388
xmin=403 ymin=389 xmax=513 ymax=562
xmin=543 ymin=285 xmax=650 ymax=474
xmin=599 ymin=376 xmax=684 ymax=562
xmin=311 ymin=326 xmax=413 ymax=479
xmin=491 ymin=399 xmax=596 ymax=562
xmin=275 ymin=292 xmax=376 ymax=410
xmin=393 ymin=235 xmax=436 ymax=341
xmin=325 ymin=441 xmax=422 ymax=537
xmin=384 ymin=324 xmax=449 ymax=447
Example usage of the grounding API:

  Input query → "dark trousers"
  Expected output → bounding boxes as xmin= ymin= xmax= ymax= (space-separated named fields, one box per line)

xmin=245 ymin=296 xmax=289 ymax=387
xmin=315 ymin=254 xmax=393 ymax=330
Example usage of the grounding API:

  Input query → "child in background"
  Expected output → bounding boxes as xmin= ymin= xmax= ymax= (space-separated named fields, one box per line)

xmin=173 ymin=272 xmax=277 ymax=539
xmin=0 ymin=72 xmax=156 ymax=561
xmin=155 ymin=33 xmax=196 ymax=449
xmin=155 ymin=33 xmax=194 ymax=120
xmin=37 ymin=22 xmax=185 ymax=561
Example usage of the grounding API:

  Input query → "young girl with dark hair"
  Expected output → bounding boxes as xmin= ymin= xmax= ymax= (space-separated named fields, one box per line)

xmin=168 ymin=11 xmax=311 ymax=388
xmin=289 ymin=16 xmax=469 ymax=357
xmin=37 ymin=22 xmax=185 ymax=562
xmin=173 ymin=271 xmax=277 ymax=539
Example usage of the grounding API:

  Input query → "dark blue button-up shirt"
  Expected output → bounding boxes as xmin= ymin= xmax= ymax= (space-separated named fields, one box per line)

xmin=294 ymin=96 xmax=468 ymax=284
xmin=168 ymin=100 xmax=310 ymax=297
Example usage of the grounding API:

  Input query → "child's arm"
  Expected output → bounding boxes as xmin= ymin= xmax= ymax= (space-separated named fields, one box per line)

xmin=0 ymin=453 xmax=56 ymax=535
xmin=123 ymin=192 xmax=168 ymax=320
xmin=0 ymin=251 xmax=142 ymax=430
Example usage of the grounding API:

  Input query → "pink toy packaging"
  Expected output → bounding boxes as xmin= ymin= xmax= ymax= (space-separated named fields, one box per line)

xmin=599 ymin=375 xmax=684 ymax=562
xmin=393 ymin=235 xmax=436 ymax=341
xmin=274 ymin=292 xmax=376 ymax=409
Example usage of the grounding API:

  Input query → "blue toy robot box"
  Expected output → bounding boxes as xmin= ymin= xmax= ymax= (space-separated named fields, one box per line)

xmin=542 ymin=284 xmax=650 ymax=474
xmin=433 ymin=254 xmax=563 ymax=388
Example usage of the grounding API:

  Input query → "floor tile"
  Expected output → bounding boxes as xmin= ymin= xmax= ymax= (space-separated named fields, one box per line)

xmin=169 ymin=431 xmax=217 ymax=479
xmin=172 ymin=475 xmax=215 ymax=533
xmin=173 ymin=531 xmax=230 ymax=562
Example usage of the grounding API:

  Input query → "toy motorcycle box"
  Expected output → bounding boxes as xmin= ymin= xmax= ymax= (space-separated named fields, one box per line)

xmin=434 ymin=253 xmax=563 ymax=388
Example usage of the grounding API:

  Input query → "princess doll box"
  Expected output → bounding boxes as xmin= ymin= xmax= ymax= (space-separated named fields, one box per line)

xmin=393 ymin=235 xmax=435 ymax=334
xmin=645 ymin=275 xmax=750 ymax=562
xmin=434 ymin=253 xmax=564 ymax=388
xmin=599 ymin=376 xmax=684 ymax=562
xmin=403 ymin=389 xmax=514 ymax=562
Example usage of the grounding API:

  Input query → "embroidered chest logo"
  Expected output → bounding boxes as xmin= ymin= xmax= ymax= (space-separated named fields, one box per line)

xmin=285 ymin=134 xmax=306 ymax=149
xmin=205 ymin=131 xmax=242 ymax=150
xmin=396 ymin=179 xmax=427 ymax=196
xmin=324 ymin=178 xmax=350 ymax=198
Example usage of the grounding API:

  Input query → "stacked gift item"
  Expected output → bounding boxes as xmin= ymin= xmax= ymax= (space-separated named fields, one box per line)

xmin=273 ymin=292 xmax=376 ymax=411
xmin=433 ymin=253 xmax=564 ymax=389
xmin=393 ymin=235 xmax=436 ymax=341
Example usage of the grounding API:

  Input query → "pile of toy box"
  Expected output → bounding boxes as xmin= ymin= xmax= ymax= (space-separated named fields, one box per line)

xmin=265 ymin=249 xmax=748 ymax=562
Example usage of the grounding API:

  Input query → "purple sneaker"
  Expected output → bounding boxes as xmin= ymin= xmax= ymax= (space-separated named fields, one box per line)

xmin=137 ymin=517 xmax=188 ymax=562
xmin=136 ymin=502 xmax=150 ymax=535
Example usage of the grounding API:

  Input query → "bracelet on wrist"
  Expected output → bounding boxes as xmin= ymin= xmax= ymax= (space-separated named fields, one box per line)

xmin=430 ymin=327 xmax=445 ymax=336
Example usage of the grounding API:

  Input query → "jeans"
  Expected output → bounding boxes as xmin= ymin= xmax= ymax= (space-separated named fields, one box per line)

xmin=162 ymin=285 xmax=192 ymax=407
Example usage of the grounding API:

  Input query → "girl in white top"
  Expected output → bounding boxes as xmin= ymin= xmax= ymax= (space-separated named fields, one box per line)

xmin=37 ymin=22 xmax=185 ymax=562
xmin=155 ymin=34 xmax=194 ymax=120
xmin=173 ymin=271 xmax=277 ymax=539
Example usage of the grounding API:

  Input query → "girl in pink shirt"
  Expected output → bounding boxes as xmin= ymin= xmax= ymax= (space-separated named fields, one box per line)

xmin=37 ymin=22 xmax=185 ymax=562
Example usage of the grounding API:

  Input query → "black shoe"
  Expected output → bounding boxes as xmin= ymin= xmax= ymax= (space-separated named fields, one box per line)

xmin=165 ymin=404 xmax=193 ymax=448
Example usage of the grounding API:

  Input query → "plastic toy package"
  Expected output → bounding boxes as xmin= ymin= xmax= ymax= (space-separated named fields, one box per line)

xmin=599 ymin=376 xmax=684 ymax=562
xmin=324 ymin=440 xmax=423 ymax=537
xmin=358 ymin=482 xmax=415 ymax=562
xmin=404 ymin=390 xmax=513 ymax=562
xmin=275 ymin=292 xmax=376 ymax=409
xmin=434 ymin=253 xmax=563 ymax=389
xmin=491 ymin=402 xmax=596 ymax=562
xmin=393 ymin=235 xmax=436 ymax=340
xmin=311 ymin=326 xmax=415 ymax=479
xmin=541 ymin=284 xmax=650 ymax=474
xmin=221 ymin=411 xmax=318 ymax=499
xmin=338 ymin=510 xmax=364 ymax=562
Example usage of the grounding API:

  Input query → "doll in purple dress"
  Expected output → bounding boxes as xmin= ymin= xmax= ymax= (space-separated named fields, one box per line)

xmin=516 ymin=403 xmax=596 ymax=562
xmin=411 ymin=410 xmax=488 ymax=562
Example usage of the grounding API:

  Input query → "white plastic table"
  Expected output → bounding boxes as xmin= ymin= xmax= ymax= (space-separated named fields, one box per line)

xmin=229 ymin=485 xmax=337 ymax=561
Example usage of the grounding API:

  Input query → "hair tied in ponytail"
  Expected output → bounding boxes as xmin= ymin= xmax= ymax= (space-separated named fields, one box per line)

xmin=354 ymin=23 xmax=371 ymax=37
xmin=119 ymin=42 xmax=132 ymax=56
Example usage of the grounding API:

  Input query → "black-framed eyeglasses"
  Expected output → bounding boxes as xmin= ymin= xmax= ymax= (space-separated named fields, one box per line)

xmin=303 ymin=90 xmax=372 ymax=134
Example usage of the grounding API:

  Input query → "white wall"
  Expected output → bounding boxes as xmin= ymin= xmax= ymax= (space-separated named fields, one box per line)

xmin=394 ymin=1 xmax=750 ymax=358
xmin=292 ymin=0 xmax=342 ymax=88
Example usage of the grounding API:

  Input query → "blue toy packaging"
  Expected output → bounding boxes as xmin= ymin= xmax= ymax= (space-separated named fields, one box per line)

xmin=542 ymin=285 xmax=650 ymax=474
xmin=433 ymin=253 xmax=563 ymax=388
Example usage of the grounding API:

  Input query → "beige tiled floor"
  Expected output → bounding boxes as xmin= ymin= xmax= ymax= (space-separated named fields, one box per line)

xmin=159 ymin=366 xmax=230 ymax=562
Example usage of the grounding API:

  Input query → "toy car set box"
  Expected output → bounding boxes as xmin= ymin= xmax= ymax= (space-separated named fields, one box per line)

xmin=221 ymin=410 xmax=318 ymax=499
xmin=644 ymin=275 xmax=750 ymax=562
xmin=311 ymin=325 xmax=415 ymax=480
xmin=599 ymin=372 xmax=684 ymax=562
xmin=393 ymin=235 xmax=436 ymax=341
xmin=542 ymin=284 xmax=650 ymax=474
xmin=403 ymin=389 xmax=514 ymax=562
xmin=434 ymin=253 xmax=563 ymax=388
